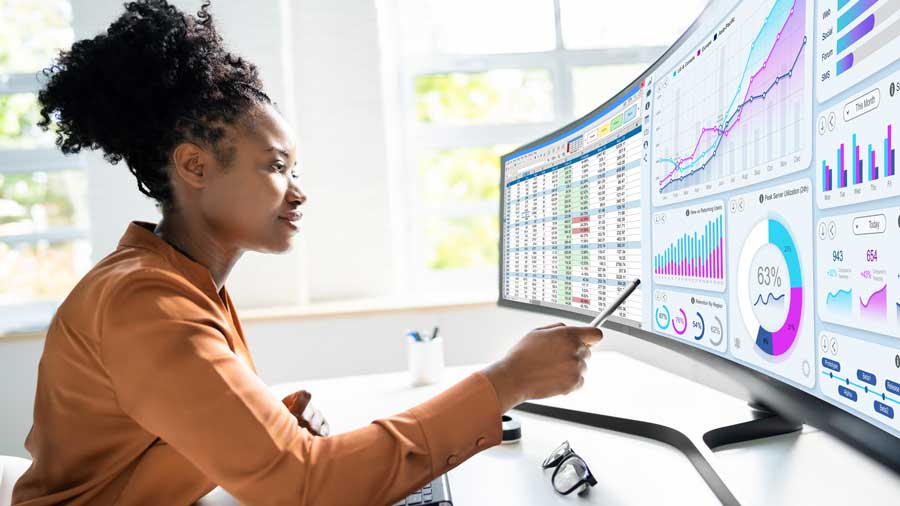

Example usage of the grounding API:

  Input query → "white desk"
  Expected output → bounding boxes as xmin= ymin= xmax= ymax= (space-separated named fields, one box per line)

xmin=200 ymin=351 xmax=900 ymax=505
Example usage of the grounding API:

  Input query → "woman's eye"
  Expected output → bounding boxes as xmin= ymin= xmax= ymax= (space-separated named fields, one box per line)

xmin=271 ymin=163 xmax=286 ymax=173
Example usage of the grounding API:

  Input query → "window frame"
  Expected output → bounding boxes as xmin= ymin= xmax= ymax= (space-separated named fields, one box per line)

xmin=0 ymin=71 xmax=88 ymax=332
xmin=385 ymin=0 xmax=666 ymax=296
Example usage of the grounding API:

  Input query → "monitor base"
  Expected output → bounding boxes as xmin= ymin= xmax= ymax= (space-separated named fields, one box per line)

xmin=702 ymin=402 xmax=803 ymax=451
xmin=513 ymin=401 xmax=741 ymax=506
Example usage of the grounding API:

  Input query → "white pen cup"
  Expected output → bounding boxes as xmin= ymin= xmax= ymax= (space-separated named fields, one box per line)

xmin=406 ymin=336 xmax=444 ymax=386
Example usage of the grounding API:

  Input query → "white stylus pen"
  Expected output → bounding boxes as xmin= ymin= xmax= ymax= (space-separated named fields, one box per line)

xmin=588 ymin=278 xmax=641 ymax=327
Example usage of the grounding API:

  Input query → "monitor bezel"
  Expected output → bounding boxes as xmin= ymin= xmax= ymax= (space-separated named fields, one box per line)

xmin=496 ymin=0 xmax=900 ymax=474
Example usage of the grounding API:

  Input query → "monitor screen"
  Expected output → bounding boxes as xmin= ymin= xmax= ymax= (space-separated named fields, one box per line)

xmin=500 ymin=0 xmax=899 ymax=442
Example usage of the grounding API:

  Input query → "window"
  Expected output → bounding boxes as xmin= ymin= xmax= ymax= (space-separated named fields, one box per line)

xmin=382 ymin=0 xmax=704 ymax=296
xmin=0 ymin=0 xmax=86 ymax=331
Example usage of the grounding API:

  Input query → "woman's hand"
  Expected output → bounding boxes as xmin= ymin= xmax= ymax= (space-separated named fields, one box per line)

xmin=282 ymin=390 xmax=330 ymax=436
xmin=482 ymin=322 xmax=603 ymax=413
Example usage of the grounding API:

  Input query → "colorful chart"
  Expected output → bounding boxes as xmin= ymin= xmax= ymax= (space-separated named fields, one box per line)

xmin=816 ymin=0 xmax=900 ymax=101
xmin=860 ymin=284 xmax=888 ymax=319
xmin=654 ymin=289 xmax=728 ymax=353
xmin=821 ymin=124 xmax=894 ymax=193
xmin=816 ymin=208 xmax=899 ymax=338
xmin=651 ymin=0 xmax=812 ymax=205
xmin=652 ymin=201 xmax=726 ymax=292
xmin=729 ymin=179 xmax=814 ymax=387
xmin=826 ymin=287 xmax=854 ymax=315
xmin=817 ymin=70 xmax=900 ymax=209
xmin=737 ymin=218 xmax=804 ymax=356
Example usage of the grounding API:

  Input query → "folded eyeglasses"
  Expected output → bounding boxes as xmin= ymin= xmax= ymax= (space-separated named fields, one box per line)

xmin=541 ymin=440 xmax=597 ymax=496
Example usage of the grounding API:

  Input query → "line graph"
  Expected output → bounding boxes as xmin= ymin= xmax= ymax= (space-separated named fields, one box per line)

xmin=860 ymin=284 xmax=888 ymax=320
xmin=816 ymin=210 xmax=899 ymax=338
xmin=657 ymin=38 xmax=806 ymax=190
xmin=825 ymin=287 xmax=853 ymax=314
xmin=651 ymin=0 xmax=812 ymax=205
xmin=754 ymin=292 xmax=786 ymax=306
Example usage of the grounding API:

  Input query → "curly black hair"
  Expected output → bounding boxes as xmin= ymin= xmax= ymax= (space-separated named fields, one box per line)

xmin=37 ymin=0 xmax=272 ymax=211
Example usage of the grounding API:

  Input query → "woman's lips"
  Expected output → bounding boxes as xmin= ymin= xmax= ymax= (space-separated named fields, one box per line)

xmin=279 ymin=212 xmax=303 ymax=230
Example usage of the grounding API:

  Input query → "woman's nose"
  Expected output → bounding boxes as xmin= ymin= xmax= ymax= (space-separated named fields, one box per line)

xmin=287 ymin=179 xmax=307 ymax=206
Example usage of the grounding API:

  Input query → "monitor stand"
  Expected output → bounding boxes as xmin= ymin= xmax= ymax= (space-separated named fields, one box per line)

xmin=513 ymin=402 xmax=742 ymax=506
xmin=702 ymin=401 xmax=802 ymax=451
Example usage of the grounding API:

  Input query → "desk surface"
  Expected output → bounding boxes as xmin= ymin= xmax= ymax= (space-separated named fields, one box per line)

xmin=200 ymin=351 xmax=900 ymax=505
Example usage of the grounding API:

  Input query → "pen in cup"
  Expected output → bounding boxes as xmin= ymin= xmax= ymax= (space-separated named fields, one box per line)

xmin=406 ymin=326 xmax=441 ymax=342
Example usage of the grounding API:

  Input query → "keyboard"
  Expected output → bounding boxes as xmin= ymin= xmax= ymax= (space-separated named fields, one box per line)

xmin=392 ymin=473 xmax=452 ymax=505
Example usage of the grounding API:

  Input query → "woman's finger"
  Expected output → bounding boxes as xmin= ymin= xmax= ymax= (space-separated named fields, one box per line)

xmin=536 ymin=322 xmax=566 ymax=330
xmin=575 ymin=344 xmax=592 ymax=360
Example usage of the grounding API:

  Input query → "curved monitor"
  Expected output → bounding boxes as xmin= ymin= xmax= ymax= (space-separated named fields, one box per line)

xmin=498 ymin=0 xmax=900 ymax=472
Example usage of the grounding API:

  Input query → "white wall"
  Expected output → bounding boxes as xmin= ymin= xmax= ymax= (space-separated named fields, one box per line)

xmin=289 ymin=0 xmax=398 ymax=302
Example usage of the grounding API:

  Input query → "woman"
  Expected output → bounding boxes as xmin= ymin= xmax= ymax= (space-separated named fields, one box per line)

xmin=12 ymin=1 xmax=601 ymax=505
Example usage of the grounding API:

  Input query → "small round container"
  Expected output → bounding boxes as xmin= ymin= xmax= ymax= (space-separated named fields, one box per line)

xmin=406 ymin=336 xmax=444 ymax=386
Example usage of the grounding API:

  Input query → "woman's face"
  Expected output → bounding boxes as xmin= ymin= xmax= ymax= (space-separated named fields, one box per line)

xmin=199 ymin=102 xmax=306 ymax=254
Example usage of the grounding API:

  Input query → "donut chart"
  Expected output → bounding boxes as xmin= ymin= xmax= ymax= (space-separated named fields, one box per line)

xmin=672 ymin=308 xmax=688 ymax=335
xmin=653 ymin=290 xmax=727 ymax=353
xmin=737 ymin=218 xmax=804 ymax=357
xmin=694 ymin=312 xmax=705 ymax=341
xmin=655 ymin=305 xmax=671 ymax=330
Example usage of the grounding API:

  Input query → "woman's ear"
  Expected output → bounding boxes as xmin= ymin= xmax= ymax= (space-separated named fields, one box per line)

xmin=171 ymin=142 xmax=212 ymax=190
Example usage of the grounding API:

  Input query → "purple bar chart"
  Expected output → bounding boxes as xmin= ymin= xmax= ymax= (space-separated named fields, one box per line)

xmin=816 ymin=0 xmax=900 ymax=100
xmin=823 ymin=127 xmax=894 ymax=192
xmin=816 ymin=72 xmax=899 ymax=208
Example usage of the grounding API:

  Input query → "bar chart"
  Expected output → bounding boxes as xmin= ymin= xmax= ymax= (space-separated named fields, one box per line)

xmin=816 ymin=0 xmax=900 ymax=101
xmin=821 ymin=124 xmax=895 ymax=192
xmin=652 ymin=201 xmax=726 ymax=292
xmin=817 ymin=71 xmax=900 ymax=208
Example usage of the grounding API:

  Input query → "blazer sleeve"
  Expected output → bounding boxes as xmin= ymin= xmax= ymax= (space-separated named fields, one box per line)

xmin=100 ymin=269 xmax=503 ymax=506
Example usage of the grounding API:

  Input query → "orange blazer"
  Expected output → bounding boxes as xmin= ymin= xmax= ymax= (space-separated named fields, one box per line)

xmin=13 ymin=221 xmax=502 ymax=505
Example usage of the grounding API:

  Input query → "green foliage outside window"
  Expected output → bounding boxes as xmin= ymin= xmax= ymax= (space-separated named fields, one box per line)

xmin=415 ymin=69 xmax=553 ymax=124
xmin=0 ymin=0 xmax=82 ymax=303
xmin=419 ymin=146 xmax=507 ymax=207
xmin=0 ymin=93 xmax=51 ymax=148
xmin=0 ymin=0 xmax=73 ymax=74
xmin=426 ymin=215 xmax=498 ymax=270
xmin=419 ymin=146 xmax=509 ymax=270
xmin=0 ymin=171 xmax=84 ymax=233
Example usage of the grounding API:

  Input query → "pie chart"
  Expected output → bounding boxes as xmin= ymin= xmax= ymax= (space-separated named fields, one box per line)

xmin=737 ymin=218 xmax=804 ymax=357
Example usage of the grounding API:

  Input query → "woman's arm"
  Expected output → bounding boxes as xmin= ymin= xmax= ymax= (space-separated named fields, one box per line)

xmin=100 ymin=269 xmax=500 ymax=506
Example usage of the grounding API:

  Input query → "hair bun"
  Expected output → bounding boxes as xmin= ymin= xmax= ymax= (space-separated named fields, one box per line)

xmin=38 ymin=0 xmax=269 ymax=209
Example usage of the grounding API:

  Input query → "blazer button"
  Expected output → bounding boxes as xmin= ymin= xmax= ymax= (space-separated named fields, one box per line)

xmin=476 ymin=437 xmax=487 ymax=448
xmin=446 ymin=455 xmax=459 ymax=466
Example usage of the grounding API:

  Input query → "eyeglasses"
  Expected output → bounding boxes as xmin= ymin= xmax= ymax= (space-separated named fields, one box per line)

xmin=541 ymin=441 xmax=597 ymax=496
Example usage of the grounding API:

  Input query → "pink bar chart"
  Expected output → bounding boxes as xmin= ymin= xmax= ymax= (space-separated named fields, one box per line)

xmin=652 ymin=201 xmax=726 ymax=292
